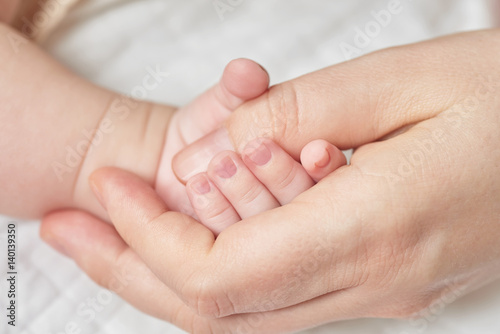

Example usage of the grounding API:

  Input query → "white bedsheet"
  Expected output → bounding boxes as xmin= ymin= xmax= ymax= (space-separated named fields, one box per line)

xmin=1 ymin=0 xmax=500 ymax=333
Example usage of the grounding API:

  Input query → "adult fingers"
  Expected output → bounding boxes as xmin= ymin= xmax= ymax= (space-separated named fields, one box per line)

xmin=40 ymin=210 xmax=183 ymax=321
xmin=40 ymin=209 xmax=366 ymax=333
xmin=172 ymin=31 xmax=493 ymax=182
xmin=88 ymin=167 xmax=367 ymax=318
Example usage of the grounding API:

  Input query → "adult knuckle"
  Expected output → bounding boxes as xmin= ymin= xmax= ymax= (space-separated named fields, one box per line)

xmin=91 ymin=270 xmax=114 ymax=290
xmin=263 ymin=82 xmax=301 ymax=143
xmin=88 ymin=248 xmax=129 ymax=291
xmin=172 ymin=304 xmax=232 ymax=334
xmin=182 ymin=272 xmax=236 ymax=318
xmin=228 ymin=81 xmax=301 ymax=148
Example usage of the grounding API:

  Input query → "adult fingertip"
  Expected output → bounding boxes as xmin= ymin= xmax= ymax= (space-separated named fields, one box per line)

xmin=40 ymin=212 xmax=72 ymax=257
xmin=41 ymin=210 xmax=124 ymax=260
xmin=89 ymin=167 xmax=154 ymax=210
xmin=88 ymin=167 xmax=119 ymax=209
xmin=40 ymin=210 xmax=93 ymax=258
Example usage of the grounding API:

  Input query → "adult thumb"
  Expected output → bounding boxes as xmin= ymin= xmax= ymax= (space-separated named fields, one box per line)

xmin=173 ymin=34 xmax=475 ymax=182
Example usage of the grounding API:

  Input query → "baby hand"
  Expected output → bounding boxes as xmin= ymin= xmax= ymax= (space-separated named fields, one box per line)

xmin=186 ymin=138 xmax=346 ymax=235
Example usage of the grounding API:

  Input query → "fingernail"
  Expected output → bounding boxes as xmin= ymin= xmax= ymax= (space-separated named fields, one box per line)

xmin=173 ymin=128 xmax=234 ymax=183
xmin=315 ymin=148 xmax=331 ymax=168
xmin=191 ymin=175 xmax=211 ymax=195
xmin=89 ymin=179 xmax=105 ymax=208
xmin=214 ymin=156 xmax=237 ymax=179
xmin=42 ymin=234 xmax=71 ymax=258
xmin=244 ymin=139 xmax=272 ymax=166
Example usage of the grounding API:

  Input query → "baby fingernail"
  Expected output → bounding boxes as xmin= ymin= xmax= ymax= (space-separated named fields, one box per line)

xmin=172 ymin=128 xmax=234 ymax=183
xmin=191 ymin=175 xmax=211 ymax=195
xmin=245 ymin=140 xmax=272 ymax=166
xmin=315 ymin=148 xmax=331 ymax=168
xmin=215 ymin=156 xmax=237 ymax=179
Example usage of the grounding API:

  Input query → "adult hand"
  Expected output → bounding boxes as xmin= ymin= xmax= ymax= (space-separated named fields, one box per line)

xmin=41 ymin=30 xmax=500 ymax=333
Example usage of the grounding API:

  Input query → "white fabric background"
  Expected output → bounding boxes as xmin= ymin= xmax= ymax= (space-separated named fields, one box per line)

xmin=1 ymin=0 xmax=500 ymax=333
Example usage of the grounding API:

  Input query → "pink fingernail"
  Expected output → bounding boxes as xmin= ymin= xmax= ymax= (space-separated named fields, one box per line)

xmin=215 ymin=156 xmax=237 ymax=179
xmin=315 ymin=148 xmax=331 ymax=168
xmin=172 ymin=128 xmax=234 ymax=183
xmin=191 ymin=175 xmax=211 ymax=195
xmin=246 ymin=141 xmax=272 ymax=166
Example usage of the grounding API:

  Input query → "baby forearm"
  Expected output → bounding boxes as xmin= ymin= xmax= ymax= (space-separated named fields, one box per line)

xmin=0 ymin=23 xmax=173 ymax=219
xmin=0 ymin=23 xmax=112 ymax=217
